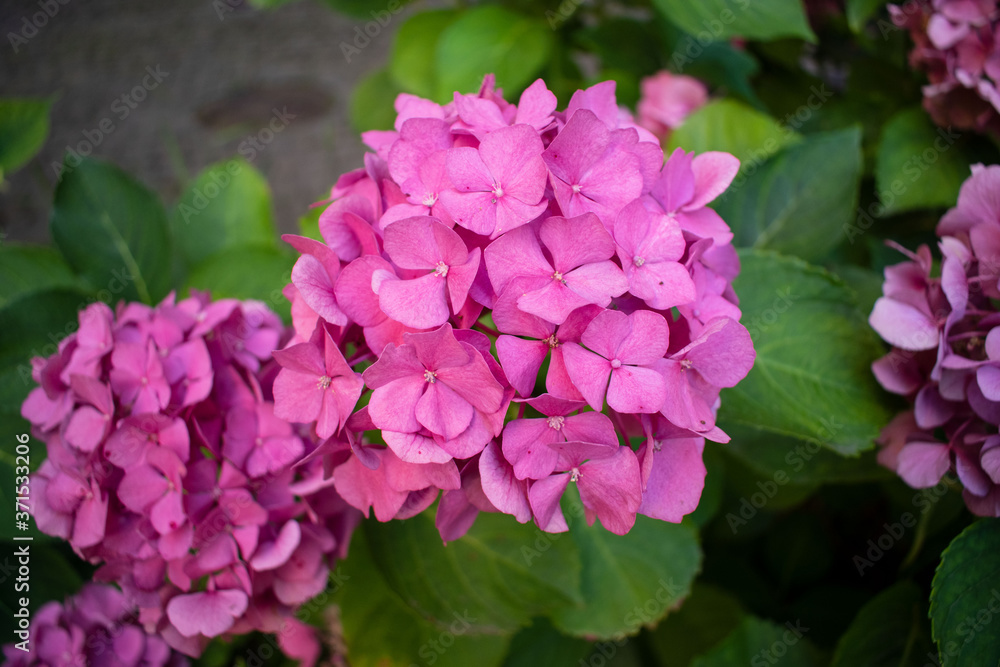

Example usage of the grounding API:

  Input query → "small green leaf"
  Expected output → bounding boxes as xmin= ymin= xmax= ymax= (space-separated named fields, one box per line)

xmin=170 ymin=158 xmax=278 ymax=268
xmin=51 ymin=158 xmax=171 ymax=304
xmin=847 ymin=0 xmax=887 ymax=32
xmin=0 ymin=97 xmax=51 ymax=178
xmin=832 ymin=581 xmax=933 ymax=667
xmin=0 ymin=244 xmax=80 ymax=308
xmin=350 ymin=68 xmax=404 ymax=133
xmin=652 ymin=0 xmax=816 ymax=43
xmin=552 ymin=490 xmax=702 ymax=639
xmin=718 ymin=127 xmax=863 ymax=262
xmin=718 ymin=250 xmax=894 ymax=455
xmin=691 ymin=616 xmax=825 ymax=667
xmin=184 ymin=246 xmax=293 ymax=322
xmin=667 ymin=100 xmax=801 ymax=169
xmin=335 ymin=530 xmax=511 ymax=667
xmin=875 ymin=108 xmax=970 ymax=215
xmin=365 ymin=510 xmax=583 ymax=634
xmin=930 ymin=519 xmax=1000 ymax=667
xmin=390 ymin=10 xmax=460 ymax=100
xmin=434 ymin=6 xmax=553 ymax=100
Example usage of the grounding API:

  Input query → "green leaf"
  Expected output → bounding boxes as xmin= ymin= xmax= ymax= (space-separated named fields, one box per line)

xmin=0 ymin=98 xmax=51 ymax=179
xmin=184 ymin=246 xmax=293 ymax=322
xmin=847 ymin=0 xmax=887 ymax=32
xmin=390 ymin=10 xmax=460 ymax=101
xmin=350 ymin=68 xmax=404 ymax=133
xmin=875 ymin=108 xmax=969 ymax=215
xmin=50 ymin=158 xmax=171 ymax=304
xmin=718 ymin=127 xmax=863 ymax=262
xmin=0 ymin=244 xmax=80 ymax=309
xmin=648 ymin=584 xmax=746 ymax=667
xmin=718 ymin=250 xmax=894 ymax=455
xmin=335 ymin=529 xmax=510 ymax=667
xmin=667 ymin=100 xmax=801 ymax=169
xmin=364 ymin=510 xmax=582 ymax=634
xmin=832 ymin=581 xmax=933 ymax=667
xmin=434 ymin=6 xmax=553 ymax=100
xmin=652 ymin=0 xmax=815 ymax=43
xmin=170 ymin=158 xmax=277 ymax=268
xmin=929 ymin=519 xmax=1000 ymax=667
xmin=691 ymin=616 xmax=825 ymax=667
xmin=500 ymin=617 xmax=593 ymax=667
xmin=552 ymin=490 xmax=701 ymax=639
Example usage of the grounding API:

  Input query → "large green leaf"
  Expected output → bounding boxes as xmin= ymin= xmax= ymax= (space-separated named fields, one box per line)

xmin=365 ymin=510 xmax=583 ymax=634
xmin=390 ymin=10 xmax=460 ymax=101
xmin=335 ymin=529 xmax=511 ymax=667
xmin=667 ymin=100 xmax=800 ymax=170
xmin=832 ymin=581 xmax=933 ymax=667
xmin=434 ymin=6 xmax=553 ymax=100
xmin=930 ymin=519 xmax=1000 ymax=667
xmin=170 ymin=158 xmax=277 ymax=268
xmin=718 ymin=250 xmax=893 ymax=455
xmin=652 ymin=0 xmax=815 ymax=43
xmin=718 ymin=127 xmax=863 ymax=262
xmin=51 ymin=158 xmax=171 ymax=304
xmin=0 ymin=98 xmax=51 ymax=179
xmin=648 ymin=584 xmax=746 ymax=667
xmin=690 ymin=616 xmax=824 ymax=667
xmin=184 ymin=246 xmax=294 ymax=322
xmin=500 ymin=617 xmax=592 ymax=667
xmin=875 ymin=108 xmax=969 ymax=216
xmin=0 ymin=244 xmax=80 ymax=308
xmin=552 ymin=490 xmax=702 ymax=639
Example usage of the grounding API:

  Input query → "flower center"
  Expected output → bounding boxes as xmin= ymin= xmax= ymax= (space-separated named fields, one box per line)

xmin=424 ymin=370 xmax=437 ymax=383
xmin=570 ymin=467 xmax=581 ymax=483
xmin=422 ymin=193 xmax=437 ymax=207
xmin=547 ymin=416 xmax=565 ymax=431
xmin=434 ymin=261 xmax=449 ymax=278
xmin=543 ymin=334 xmax=560 ymax=349
xmin=492 ymin=184 xmax=504 ymax=202
xmin=317 ymin=375 xmax=332 ymax=389
xmin=610 ymin=358 xmax=622 ymax=369
xmin=571 ymin=184 xmax=582 ymax=194
xmin=553 ymin=270 xmax=565 ymax=283
xmin=634 ymin=256 xmax=645 ymax=267
xmin=680 ymin=359 xmax=693 ymax=371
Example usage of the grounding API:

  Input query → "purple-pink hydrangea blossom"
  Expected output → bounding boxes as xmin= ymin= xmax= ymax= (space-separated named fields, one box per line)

xmin=2 ymin=583 xmax=188 ymax=667
xmin=871 ymin=164 xmax=1000 ymax=516
xmin=891 ymin=0 xmax=1000 ymax=134
xmin=276 ymin=74 xmax=756 ymax=540
xmin=22 ymin=293 xmax=360 ymax=665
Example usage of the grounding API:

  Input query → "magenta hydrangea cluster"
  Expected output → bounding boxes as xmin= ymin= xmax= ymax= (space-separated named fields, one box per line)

xmin=3 ymin=583 xmax=188 ymax=667
xmin=276 ymin=75 xmax=756 ymax=540
xmin=21 ymin=293 xmax=361 ymax=664
xmin=870 ymin=164 xmax=1000 ymax=516
xmin=891 ymin=0 xmax=1000 ymax=134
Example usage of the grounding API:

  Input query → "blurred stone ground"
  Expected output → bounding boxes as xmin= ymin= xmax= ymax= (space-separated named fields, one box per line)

xmin=0 ymin=0 xmax=403 ymax=244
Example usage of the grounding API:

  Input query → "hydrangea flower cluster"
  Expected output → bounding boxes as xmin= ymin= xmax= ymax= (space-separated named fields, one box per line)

xmin=870 ymin=164 xmax=1000 ymax=516
xmin=277 ymin=76 xmax=756 ymax=540
xmin=3 ymin=583 xmax=188 ymax=667
xmin=21 ymin=293 xmax=361 ymax=664
xmin=634 ymin=71 xmax=708 ymax=143
xmin=890 ymin=0 xmax=1000 ymax=134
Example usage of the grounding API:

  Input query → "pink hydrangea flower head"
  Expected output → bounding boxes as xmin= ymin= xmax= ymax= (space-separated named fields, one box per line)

xmin=636 ymin=70 xmax=709 ymax=142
